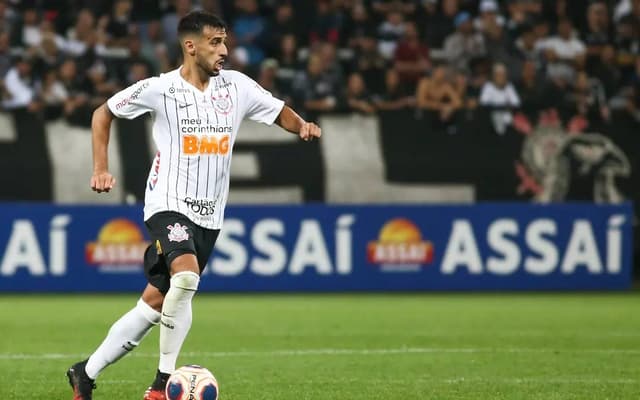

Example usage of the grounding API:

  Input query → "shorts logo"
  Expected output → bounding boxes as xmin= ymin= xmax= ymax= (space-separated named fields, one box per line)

xmin=212 ymin=93 xmax=233 ymax=115
xmin=167 ymin=223 xmax=189 ymax=242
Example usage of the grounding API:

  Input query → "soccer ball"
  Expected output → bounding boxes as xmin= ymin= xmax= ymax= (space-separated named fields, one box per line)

xmin=165 ymin=365 xmax=219 ymax=400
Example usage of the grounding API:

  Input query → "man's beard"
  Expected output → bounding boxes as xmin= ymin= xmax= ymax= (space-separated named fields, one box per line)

xmin=197 ymin=58 xmax=218 ymax=76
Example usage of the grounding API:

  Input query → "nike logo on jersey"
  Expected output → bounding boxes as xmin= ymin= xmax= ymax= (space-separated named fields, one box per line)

xmin=179 ymin=103 xmax=193 ymax=109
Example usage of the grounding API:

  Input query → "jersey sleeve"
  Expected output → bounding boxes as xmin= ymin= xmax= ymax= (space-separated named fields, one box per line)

xmin=237 ymin=73 xmax=285 ymax=125
xmin=107 ymin=77 xmax=159 ymax=119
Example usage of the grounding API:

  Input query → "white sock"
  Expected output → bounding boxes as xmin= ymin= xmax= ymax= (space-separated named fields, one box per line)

xmin=159 ymin=271 xmax=200 ymax=374
xmin=85 ymin=298 xmax=160 ymax=379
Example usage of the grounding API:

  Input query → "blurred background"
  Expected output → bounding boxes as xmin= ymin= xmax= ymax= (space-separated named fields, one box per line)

xmin=1 ymin=2 xmax=639 ymax=398
xmin=0 ymin=0 xmax=638 ymax=290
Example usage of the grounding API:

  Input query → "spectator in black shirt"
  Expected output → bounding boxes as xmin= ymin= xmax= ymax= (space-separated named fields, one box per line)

xmin=344 ymin=72 xmax=375 ymax=114
xmin=516 ymin=59 xmax=545 ymax=119
xmin=624 ymin=61 xmax=640 ymax=122
xmin=511 ymin=23 xmax=543 ymax=77
xmin=309 ymin=0 xmax=343 ymax=45
xmin=352 ymin=35 xmax=388 ymax=96
xmin=614 ymin=15 xmax=640 ymax=82
xmin=343 ymin=2 xmax=376 ymax=50
xmin=292 ymin=53 xmax=339 ymax=119
xmin=264 ymin=3 xmax=297 ymax=58
xmin=583 ymin=1 xmax=612 ymax=72
xmin=257 ymin=58 xmax=290 ymax=104
xmin=415 ymin=0 xmax=456 ymax=49
xmin=373 ymin=68 xmax=415 ymax=110
xmin=370 ymin=0 xmax=417 ymax=22
xmin=591 ymin=45 xmax=622 ymax=99
xmin=58 ymin=58 xmax=92 ymax=126
xmin=105 ymin=0 xmax=132 ymax=49
xmin=274 ymin=34 xmax=299 ymax=100
xmin=567 ymin=71 xmax=610 ymax=132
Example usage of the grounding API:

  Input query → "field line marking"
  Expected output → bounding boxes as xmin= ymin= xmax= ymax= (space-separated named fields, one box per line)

xmin=1 ymin=347 xmax=640 ymax=360
xmin=8 ymin=377 xmax=638 ymax=386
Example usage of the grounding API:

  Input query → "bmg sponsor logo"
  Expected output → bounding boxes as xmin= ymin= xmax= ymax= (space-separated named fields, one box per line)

xmin=182 ymin=135 xmax=230 ymax=155
xmin=85 ymin=219 xmax=150 ymax=272
xmin=367 ymin=218 xmax=433 ymax=272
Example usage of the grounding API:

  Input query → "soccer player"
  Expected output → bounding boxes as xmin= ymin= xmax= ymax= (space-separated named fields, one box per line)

xmin=66 ymin=11 xmax=321 ymax=400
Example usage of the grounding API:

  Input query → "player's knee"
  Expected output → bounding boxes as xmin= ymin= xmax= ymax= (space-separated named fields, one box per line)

xmin=168 ymin=251 xmax=199 ymax=275
xmin=137 ymin=298 xmax=162 ymax=324
xmin=170 ymin=270 xmax=200 ymax=291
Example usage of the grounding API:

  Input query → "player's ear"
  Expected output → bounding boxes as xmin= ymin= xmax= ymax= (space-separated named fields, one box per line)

xmin=182 ymin=36 xmax=196 ymax=56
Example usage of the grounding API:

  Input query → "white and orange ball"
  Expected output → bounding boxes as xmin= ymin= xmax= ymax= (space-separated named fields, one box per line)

xmin=165 ymin=365 xmax=219 ymax=400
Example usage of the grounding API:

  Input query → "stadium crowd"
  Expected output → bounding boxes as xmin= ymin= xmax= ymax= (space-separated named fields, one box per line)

xmin=0 ymin=0 xmax=639 ymax=134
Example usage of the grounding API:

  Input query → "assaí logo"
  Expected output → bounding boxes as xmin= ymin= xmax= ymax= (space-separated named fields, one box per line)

xmin=202 ymin=214 xmax=356 ymax=276
xmin=0 ymin=215 xmax=71 ymax=276
xmin=85 ymin=219 xmax=150 ymax=272
xmin=367 ymin=218 xmax=433 ymax=272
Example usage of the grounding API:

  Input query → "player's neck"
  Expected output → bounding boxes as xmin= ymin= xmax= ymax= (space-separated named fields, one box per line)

xmin=179 ymin=63 xmax=211 ymax=92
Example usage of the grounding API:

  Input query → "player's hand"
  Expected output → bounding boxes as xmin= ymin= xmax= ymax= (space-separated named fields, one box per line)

xmin=91 ymin=171 xmax=116 ymax=193
xmin=299 ymin=121 xmax=321 ymax=142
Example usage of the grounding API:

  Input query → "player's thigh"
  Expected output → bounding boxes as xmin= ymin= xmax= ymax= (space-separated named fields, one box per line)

xmin=145 ymin=211 xmax=199 ymax=282
xmin=194 ymin=228 xmax=221 ymax=271
xmin=165 ymin=225 xmax=219 ymax=275
xmin=170 ymin=253 xmax=199 ymax=275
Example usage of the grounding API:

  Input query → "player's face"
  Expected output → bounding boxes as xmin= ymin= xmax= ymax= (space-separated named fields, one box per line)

xmin=195 ymin=26 xmax=228 ymax=76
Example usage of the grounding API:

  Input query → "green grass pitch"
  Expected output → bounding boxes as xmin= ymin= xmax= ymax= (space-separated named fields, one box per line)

xmin=0 ymin=293 xmax=638 ymax=399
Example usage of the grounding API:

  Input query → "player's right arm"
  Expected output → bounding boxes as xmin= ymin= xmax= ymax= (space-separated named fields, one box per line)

xmin=90 ymin=77 xmax=159 ymax=193
xmin=91 ymin=102 xmax=116 ymax=193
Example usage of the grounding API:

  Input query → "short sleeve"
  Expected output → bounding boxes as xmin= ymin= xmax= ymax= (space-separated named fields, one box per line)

xmin=237 ymin=73 xmax=285 ymax=125
xmin=506 ymin=85 xmax=521 ymax=107
xmin=107 ymin=77 xmax=159 ymax=119
xmin=479 ymin=83 xmax=492 ymax=105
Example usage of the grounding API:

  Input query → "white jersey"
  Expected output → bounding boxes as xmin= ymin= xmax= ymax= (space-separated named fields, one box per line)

xmin=107 ymin=68 xmax=285 ymax=229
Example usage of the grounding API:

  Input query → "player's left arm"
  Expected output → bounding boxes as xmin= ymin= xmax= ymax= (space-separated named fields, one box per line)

xmin=274 ymin=105 xmax=321 ymax=142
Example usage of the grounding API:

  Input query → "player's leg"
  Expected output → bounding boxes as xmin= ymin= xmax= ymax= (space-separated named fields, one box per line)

xmin=66 ymin=280 xmax=163 ymax=400
xmin=158 ymin=228 xmax=220 ymax=374
xmin=85 ymin=284 xmax=164 ymax=376
xmin=144 ymin=217 xmax=219 ymax=399
xmin=143 ymin=254 xmax=200 ymax=399
xmin=158 ymin=253 xmax=200 ymax=373
xmin=143 ymin=212 xmax=200 ymax=399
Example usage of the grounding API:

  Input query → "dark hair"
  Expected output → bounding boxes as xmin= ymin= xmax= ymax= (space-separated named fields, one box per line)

xmin=177 ymin=11 xmax=226 ymax=36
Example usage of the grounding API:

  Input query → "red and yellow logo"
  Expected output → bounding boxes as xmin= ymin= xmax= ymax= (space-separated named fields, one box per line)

xmin=86 ymin=219 xmax=150 ymax=265
xmin=367 ymin=219 xmax=433 ymax=264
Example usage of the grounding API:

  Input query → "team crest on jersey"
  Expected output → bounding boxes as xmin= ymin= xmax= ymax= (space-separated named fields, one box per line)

xmin=167 ymin=223 xmax=189 ymax=242
xmin=212 ymin=93 xmax=233 ymax=115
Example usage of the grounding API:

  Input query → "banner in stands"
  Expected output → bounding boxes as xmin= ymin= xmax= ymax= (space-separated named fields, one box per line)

xmin=0 ymin=203 xmax=632 ymax=292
